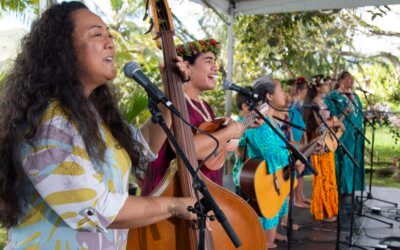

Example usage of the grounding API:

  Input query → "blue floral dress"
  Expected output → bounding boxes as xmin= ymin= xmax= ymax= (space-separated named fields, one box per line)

xmin=239 ymin=118 xmax=290 ymax=230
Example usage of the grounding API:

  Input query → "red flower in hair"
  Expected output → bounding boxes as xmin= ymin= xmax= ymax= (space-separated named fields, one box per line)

xmin=176 ymin=38 xmax=221 ymax=58
xmin=210 ymin=39 xmax=217 ymax=46
xmin=297 ymin=76 xmax=306 ymax=83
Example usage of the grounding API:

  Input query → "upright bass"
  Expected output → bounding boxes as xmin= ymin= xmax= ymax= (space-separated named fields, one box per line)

xmin=127 ymin=0 xmax=265 ymax=249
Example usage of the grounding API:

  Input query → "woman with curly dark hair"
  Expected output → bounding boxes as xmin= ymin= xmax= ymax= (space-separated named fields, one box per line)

xmin=0 ymin=2 xmax=194 ymax=249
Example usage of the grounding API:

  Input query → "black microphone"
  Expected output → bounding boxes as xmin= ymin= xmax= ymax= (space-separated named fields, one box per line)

xmin=123 ymin=62 xmax=181 ymax=116
xmin=302 ymin=103 xmax=329 ymax=111
xmin=222 ymin=80 xmax=262 ymax=101
xmin=356 ymin=87 xmax=372 ymax=95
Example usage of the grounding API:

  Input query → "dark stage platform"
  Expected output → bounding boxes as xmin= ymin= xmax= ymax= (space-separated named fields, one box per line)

xmin=223 ymin=175 xmax=400 ymax=250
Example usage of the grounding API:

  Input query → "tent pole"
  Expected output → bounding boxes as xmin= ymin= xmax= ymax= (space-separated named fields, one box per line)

xmin=225 ymin=2 xmax=235 ymax=117
xmin=39 ymin=0 xmax=55 ymax=15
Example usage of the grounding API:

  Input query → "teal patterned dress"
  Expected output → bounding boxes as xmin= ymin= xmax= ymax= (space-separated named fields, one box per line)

xmin=238 ymin=119 xmax=289 ymax=230
xmin=232 ymin=116 xmax=245 ymax=188
xmin=324 ymin=90 xmax=365 ymax=194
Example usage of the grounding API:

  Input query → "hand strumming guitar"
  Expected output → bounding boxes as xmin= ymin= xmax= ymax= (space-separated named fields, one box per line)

xmin=225 ymin=119 xmax=246 ymax=139
xmin=294 ymin=160 xmax=305 ymax=174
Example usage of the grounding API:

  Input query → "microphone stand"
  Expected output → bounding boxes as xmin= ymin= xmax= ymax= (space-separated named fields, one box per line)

xmin=329 ymin=96 xmax=393 ymax=248
xmin=246 ymin=99 xmax=318 ymax=250
xmin=313 ymin=111 xmax=365 ymax=250
xmin=341 ymin=95 xmax=395 ymax=227
xmin=147 ymin=99 xmax=241 ymax=250
xmin=357 ymin=91 xmax=397 ymax=207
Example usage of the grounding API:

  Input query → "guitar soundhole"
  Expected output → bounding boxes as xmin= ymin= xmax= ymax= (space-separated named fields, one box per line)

xmin=283 ymin=166 xmax=291 ymax=180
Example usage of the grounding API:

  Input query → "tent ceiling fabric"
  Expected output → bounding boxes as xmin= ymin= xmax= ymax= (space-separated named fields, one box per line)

xmin=191 ymin=0 xmax=400 ymax=15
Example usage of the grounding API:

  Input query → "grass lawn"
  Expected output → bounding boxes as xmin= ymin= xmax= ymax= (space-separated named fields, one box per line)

xmin=365 ymin=126 xmax=399 ymax=162
xmin=365 ymin=127 xmax=400 ymax=188
xmin=0 ymin=228 xmax=6 ymax=248
xmin=363 ymin=125 xmax=399 ymax=188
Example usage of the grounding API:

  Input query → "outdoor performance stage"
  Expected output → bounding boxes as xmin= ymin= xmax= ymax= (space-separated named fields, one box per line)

xmin=223 ymin=176 xmax=400 ymax=249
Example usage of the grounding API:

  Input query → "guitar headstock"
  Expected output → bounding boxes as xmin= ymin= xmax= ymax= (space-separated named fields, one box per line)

xmin=146 ymin=0 xmax=174 ymax=47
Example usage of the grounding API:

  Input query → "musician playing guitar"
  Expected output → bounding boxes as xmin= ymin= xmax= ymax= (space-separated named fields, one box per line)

xmin=324 ymin=71 xmax=365 ymax=195
xmin=238 ymin=75 xmax=305 ymax=249
xmin=303 ymin=75 xmax=345 ymax=222
xmin=141 ymin=39 xmax=246 ymax=195
xmin=232 ymin=86 xmax=264 ymax=197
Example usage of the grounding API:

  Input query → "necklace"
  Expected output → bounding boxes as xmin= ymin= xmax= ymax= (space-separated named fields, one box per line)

xmin=184 ymin=93 xmax=212 ymax=122
xmin=339 ymin=90 xmax=358 ymax=117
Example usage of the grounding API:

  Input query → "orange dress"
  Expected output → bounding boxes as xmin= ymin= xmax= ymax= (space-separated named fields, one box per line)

xmin=310 ymin=151 xmax=338 ymax=220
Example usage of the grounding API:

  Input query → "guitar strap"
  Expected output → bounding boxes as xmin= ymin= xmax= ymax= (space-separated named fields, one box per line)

xmin=242 ymin=137 xmax=248 ymax=163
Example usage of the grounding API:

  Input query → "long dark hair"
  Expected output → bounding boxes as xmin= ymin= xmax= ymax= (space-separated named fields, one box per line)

xmin=303 ymin=75 xmax=324 ymax=139
xmin=0 ymin=1 xmax=141 ymax=228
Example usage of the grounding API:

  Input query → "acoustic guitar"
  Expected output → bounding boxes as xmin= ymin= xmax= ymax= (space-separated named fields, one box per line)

xmin=323 ymin=116 xmax=344 ymax=152
xmin=239 ymin=135 xmax=323 ymax=219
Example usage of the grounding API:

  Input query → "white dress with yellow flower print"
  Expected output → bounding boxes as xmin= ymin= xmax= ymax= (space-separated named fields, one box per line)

xmin=5 ymin=101 xmax=156 ymax=250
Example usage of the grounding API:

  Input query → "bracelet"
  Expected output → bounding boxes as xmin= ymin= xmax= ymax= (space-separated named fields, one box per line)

xmin=171 ymin=198 xmax=178 ymax=217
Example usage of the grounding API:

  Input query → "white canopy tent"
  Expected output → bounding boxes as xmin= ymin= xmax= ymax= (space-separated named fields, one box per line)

xmin=38 ymin=0 xmax=400 ymax=114
xmin=191 ymin=0 xmax=400 ymax=15
xmin=191 ymin=0 xmax=400 ymax=115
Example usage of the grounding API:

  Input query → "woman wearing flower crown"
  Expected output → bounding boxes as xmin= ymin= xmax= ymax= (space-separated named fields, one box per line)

xmin=303 ymin=75 xmax=345 ymax=221
xmin=141 ymin=39 xmax=246 ymax=195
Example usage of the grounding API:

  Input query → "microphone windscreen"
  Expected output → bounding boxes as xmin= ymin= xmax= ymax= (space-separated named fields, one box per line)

xmin=123 ymin=62 xmax=140 ymax=78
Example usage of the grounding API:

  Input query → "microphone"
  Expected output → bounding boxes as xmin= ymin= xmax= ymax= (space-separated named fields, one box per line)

xmin=223 ymin=80 xmax=262 ymax=101
xmin=302 ymin=103 xmax=329 ymax=111
xmin=356 ymin=87 xmax=372 ymax=95
xmin=123 ymin=62 xmax=181 ymax=116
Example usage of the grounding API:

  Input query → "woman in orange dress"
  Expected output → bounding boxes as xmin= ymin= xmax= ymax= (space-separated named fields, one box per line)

xmin=303 ymin=75 xmax=345 ymax=221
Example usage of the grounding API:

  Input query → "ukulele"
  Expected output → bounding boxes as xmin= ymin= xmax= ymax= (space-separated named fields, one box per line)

xmin=196 ymin=103 xmax=269 ymax=170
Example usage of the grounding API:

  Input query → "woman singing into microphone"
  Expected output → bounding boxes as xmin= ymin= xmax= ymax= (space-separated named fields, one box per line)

xmin=0 ymin=2 xmax=195 ymax=249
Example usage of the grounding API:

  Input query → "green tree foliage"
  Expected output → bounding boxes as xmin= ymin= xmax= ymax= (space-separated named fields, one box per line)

xmin=0 ymin=0 xmax=37 ymax=12
xmin=105 ymin=0 xmax=162 ymax=125
xmin=233 ymin=11 xmax=357 ymax=81
xmin=355 ymin=63 xmax=400 ymax=106
xmin=0 ymin=0 xmax=38 ymax=18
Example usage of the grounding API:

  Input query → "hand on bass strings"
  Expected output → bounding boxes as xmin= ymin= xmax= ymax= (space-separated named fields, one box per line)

xmin=159 ymin=56 xmax=190 ymax=83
